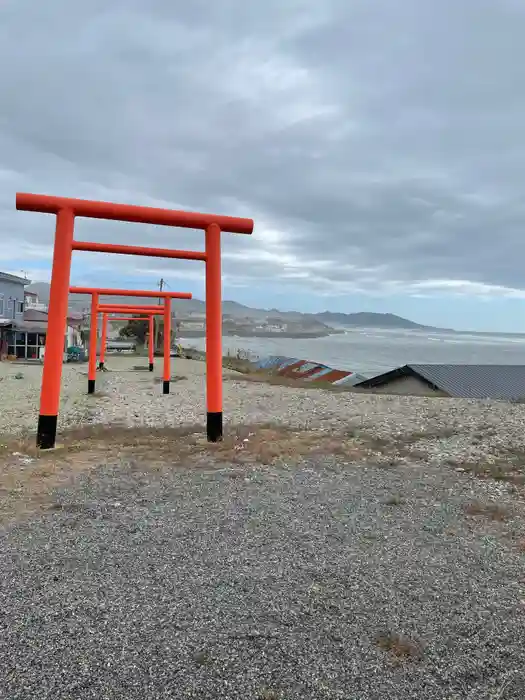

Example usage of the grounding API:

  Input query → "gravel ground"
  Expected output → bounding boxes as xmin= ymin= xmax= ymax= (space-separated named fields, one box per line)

xmin=1 ymin=456 xmax=524 ymax=699
xmin=83 ymin=355 xmax=525 ymax=467
xmin=0 ymin=360 xmax=89 ymax=435
xmin=1 ymin=355 xmax=525 ymax=698
xmin=3 ymin=355 xmax=525 ymax=470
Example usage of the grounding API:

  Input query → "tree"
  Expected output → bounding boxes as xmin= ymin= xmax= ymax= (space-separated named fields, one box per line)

xmin=119 ymin=315 xmax=149 ymax=344
xmin=119 ymin=314 xmax=177 ymax=352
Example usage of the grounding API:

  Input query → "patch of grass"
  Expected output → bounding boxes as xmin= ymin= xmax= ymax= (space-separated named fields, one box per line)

xmin=464 ymin=501 xmax=511 ymax=521
xmin=382 ymin=495 xmax=404 ymax=506
xmin=48 ymin=501 xmax=89 ymax=512
xmin=374 ymin=457 xmax=405 ymax=469
xmin=222 ymin=357 xmax=254 ymax=373
xmin=393 ymin=427 xmax=457 ymax=445
xmin=352 ymin=428 xmax=458 ymax=466
xmin=361 ymin=436 xmax=394 ymax=450
xmin=257 ymin=690 xmax=279 ymax=700
xmin=224 ymin=371 xmax=353 ymax=393
xmin=193 ymin=651 xmax=210 ymax=667
xmin=457 ymin=460 xmax=525 ymax=486
xmin=0 ymin=423 xmax=378 ymax=523
xmin=152 ymin=375 xmax=187 ymax=384
xmin=205 ymin=425 xmax=361 ymax=466
xmin=375 ymin=632 xmax=423 ymax=661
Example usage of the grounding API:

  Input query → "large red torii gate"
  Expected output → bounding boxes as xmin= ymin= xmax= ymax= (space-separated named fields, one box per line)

xmin=16 ymin=193 xmax=253 ymax=449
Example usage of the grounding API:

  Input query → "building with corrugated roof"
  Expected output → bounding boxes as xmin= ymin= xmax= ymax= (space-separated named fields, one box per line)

xmin=354 ymin=364 xmax=525 ymax=401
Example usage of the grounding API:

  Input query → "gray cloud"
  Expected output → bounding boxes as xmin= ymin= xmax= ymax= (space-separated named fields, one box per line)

xmin=1 ymin=0 xmax=525 ymax=299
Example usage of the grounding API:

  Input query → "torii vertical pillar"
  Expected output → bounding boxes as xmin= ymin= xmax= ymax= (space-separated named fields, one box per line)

xmin=98 ymin=312 xmax=108 ymax=370
xmin=36 ymin=209 xmax=75 ymax=449
xmin=163 ymin=298 xmax=171 ymax=393
xmin=87 ymin=292 xmax=99 ymax=393
xmin=148 ymin=316 xmax=154 ymax=372
xmin=205 ymin=223 xmax=223 ymax=441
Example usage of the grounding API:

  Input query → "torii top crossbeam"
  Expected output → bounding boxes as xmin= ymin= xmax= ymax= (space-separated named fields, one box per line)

xmin=17 ymin=193 xmax=254 ymax=234
xmin=97 ymin=305 xmax=165 ymax=312
xmin=70 ymin=287 xmax=192 ymax=300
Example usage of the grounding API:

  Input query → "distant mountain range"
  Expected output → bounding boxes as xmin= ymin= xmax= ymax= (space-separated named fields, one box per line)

xmin=26 ymin=282 xmax=439 ymax=331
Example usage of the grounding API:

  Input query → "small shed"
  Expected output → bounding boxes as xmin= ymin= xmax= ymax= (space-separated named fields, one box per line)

xmin=354 ymin=364 xmax=525 ymax=401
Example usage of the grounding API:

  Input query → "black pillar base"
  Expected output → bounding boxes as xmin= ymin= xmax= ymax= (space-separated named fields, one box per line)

xmin=207 ymin=411 xmax=223 ymax=442
xmin=163 ymin=380 xmax=170 ymax=394
xmin=37 ymin=414 xmax=58 ymax=450
xmin=88 ymin=379 xmax=96 ymax=394
xmin=149 ymin=363 xmax=154 ymax=372
xmin=98 ymin=361 xmax=104 ymax=370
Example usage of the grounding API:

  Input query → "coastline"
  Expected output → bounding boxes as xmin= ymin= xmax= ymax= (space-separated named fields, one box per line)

xmin=180 ymin=346 xmax=366 ymax=388
xmin=178 ymin=328 xmax=344 ymax=339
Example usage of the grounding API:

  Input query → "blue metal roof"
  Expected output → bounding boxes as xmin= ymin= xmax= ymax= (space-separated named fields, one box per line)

xmin=356 ymin=363 xmax=525 ymax=400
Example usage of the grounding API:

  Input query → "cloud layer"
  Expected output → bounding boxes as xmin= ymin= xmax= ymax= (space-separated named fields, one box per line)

xmin=1 ymin=0 xmax=525 ymax=302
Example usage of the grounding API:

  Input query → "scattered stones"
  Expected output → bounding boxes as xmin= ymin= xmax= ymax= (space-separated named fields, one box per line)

xmin=3 ymin=357 xmax=525 ymax=475
xmin=1 ymin=355 xmax=525 ymax=698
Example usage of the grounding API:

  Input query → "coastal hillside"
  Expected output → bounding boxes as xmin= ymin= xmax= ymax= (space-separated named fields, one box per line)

xmin=313 ymin=311 xmax=436 ymax=330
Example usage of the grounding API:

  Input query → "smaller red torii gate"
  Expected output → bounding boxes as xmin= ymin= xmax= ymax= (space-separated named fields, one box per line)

xmin=70 ymin=287 xmax=192 ymax=395
xmin=99 ymin=314 xmax=157 ymax=373
xmin=96 ymin=304 xmax=167 ymax=388
xmin=97 ymin=307 xmax=163 ymax=380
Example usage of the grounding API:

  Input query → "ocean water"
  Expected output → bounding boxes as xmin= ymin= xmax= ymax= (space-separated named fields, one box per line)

xmin=179 ymin=328 xmax=525 ymax=378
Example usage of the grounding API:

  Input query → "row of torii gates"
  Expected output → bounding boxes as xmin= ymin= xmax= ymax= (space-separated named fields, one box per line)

xmin=70 ymin=286 xmax=194 ymax=393
xmin=16 ymin=192 xmax=254 ymax=450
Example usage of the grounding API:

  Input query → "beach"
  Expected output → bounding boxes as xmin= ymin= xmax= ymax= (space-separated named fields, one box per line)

xmin=0 ymin=355 xmax=524 ymax=698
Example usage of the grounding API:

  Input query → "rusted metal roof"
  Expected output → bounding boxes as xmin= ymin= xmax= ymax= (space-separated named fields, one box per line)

xmin=252 ymin=355 xmax=366 ymax=386
xmin=355 ymin=363 xmax=525 ymax=401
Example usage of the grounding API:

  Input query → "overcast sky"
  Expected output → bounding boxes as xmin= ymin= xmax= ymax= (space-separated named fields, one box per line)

xmin=1 ymin=0 xmax=525 ymax=331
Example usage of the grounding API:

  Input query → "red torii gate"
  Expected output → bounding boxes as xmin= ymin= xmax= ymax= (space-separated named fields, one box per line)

xmin=16 ymin=193 xmax=253 ymax=449
xmin=97 ymin=305 xmax=164 ymax=379
xmin=99 ymin=314 xmax=157 ymax=373
xmin=70 ymin=286 xmax=192 ymax=392
xmin=97 ymin=304 xmax=167 ymax=389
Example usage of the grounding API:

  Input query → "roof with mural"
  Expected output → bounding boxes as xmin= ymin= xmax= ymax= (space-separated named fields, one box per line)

xmin=253 ymin=355 xmax=366 ymax=386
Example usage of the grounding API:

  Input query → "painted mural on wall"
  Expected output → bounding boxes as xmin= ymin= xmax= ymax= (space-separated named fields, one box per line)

xmin=253 ymin=355 xmax=366 ymax=386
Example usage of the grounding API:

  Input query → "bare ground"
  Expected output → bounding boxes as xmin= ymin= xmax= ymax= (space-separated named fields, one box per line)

xmin=1 ymin=358 xmax=525 ymax=697
xmin=1 ymin=427 xmax=524 ymax=699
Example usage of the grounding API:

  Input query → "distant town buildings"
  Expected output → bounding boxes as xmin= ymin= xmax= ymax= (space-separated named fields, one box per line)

xmin=176 ymin=312 xmax=327 ymax=336
xmin=0 ymin=273 xmax=83 ymax=360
